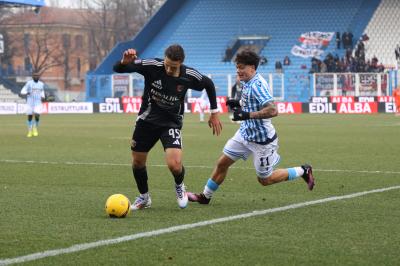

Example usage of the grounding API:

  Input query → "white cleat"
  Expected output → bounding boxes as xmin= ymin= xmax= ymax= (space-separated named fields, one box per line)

xmin=175 ymin=183 xmax=188 ymax=209
xmin=131 ymin=195 xmax=152 ymax=210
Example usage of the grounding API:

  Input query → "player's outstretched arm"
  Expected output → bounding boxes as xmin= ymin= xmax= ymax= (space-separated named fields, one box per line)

xmin=113 ymin=49 xmax=139 ymax=73
xmin=120 ymin=49 xmax=137 ymax=65
xmin=200 ymin=76 xmax=222 ymax=136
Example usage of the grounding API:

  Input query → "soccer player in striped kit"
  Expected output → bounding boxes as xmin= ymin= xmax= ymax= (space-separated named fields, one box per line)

xmin=188 ymin=50 xmax=315 ymax=204
xmin=20 ymin=72 xmax=45 ymax=137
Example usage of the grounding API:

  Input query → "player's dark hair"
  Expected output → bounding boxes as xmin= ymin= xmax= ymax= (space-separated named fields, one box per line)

xmin=235 ymin=50 xmax=260 ymax=70
xmin=165 ymin=44 xmax=185 ymax=62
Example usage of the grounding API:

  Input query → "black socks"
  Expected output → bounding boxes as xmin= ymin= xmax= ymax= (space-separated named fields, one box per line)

xmin=132 ymin=166 xmax=148 ymax=194
xmin=173 ymin=166 xmax=185 ymax=185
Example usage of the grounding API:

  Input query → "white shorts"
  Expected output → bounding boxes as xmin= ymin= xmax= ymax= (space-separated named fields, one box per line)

xmin=223 ymin=130 xmax=281 ymax=178
xmin=26 ymin=104 xmax=42 ymax=115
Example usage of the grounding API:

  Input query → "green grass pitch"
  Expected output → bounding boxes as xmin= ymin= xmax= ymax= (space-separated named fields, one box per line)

xmin=0 ymin=113 xmax=399 ymax=265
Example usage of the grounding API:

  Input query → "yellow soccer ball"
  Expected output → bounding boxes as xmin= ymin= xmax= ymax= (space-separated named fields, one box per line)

xmin=105 ymin=194 xmax=131 ymax=218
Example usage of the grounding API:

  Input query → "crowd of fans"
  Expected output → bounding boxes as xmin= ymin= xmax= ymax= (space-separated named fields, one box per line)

xmin=222 ymin=32 xmax=391 ymax=74
xmin=310 ymin=33 xmax=385 ymax=74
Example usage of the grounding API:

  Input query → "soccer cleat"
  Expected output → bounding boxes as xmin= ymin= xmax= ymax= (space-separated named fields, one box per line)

xmin=301 ymin=164 xmax=315 ymax=191
xmin=175 ymin=183 xmax=188 ymax=208
xmin=27 ymin=130 xmax=33 ymax=138
xmin=131 ymin=195 xmax=152 ymax=210
xmin=32 ymin=127 xmax=38 ymax=137
xmin=187 ymin=192 xmax=211 ymax=204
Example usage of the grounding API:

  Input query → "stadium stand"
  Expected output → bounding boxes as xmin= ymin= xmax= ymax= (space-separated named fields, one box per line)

xmin=89 ymin=0 xmax=383 ymax=102
xmin=0 ymin=84 xmax=24 ymax=103
xmin=364 ymin=0 xmax=400 ymax=67
xmin=0 ymin=77 xmax=24 ymax=103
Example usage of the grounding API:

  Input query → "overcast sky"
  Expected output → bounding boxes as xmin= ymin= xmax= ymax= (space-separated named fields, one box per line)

xmin=45 ymin=0 xmax=83 ymax=8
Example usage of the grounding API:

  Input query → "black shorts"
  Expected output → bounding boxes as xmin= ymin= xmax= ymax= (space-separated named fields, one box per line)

xmin=131 ymin=119 xmax=182 ymax=152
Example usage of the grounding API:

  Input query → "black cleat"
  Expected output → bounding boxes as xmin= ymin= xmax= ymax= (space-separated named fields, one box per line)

xmin=301 ymin=164 xmax=315 ymax=191
xmin=187 ymin=192 xmax=211 ymax=204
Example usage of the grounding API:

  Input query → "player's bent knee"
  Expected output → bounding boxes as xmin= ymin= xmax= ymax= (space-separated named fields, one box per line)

xmin=132 ymin=158 xmax=146 ymax=168
xmin=168 ymin=164 xmax=182 ymax=175
xmin=257 ymin=173 xmax=273 ymax=186
xmin=166 ymin=159 xmax=182 ymax=174
xmin=257 ymin=177 xmax=270 ymax=186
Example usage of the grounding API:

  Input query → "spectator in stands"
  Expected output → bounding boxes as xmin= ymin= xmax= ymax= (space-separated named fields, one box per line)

xmin=275 ymin=60 xmax=283 ymax=73
xmin=309 ymin=57 xmax=320 ymax=73
xmin=283 ymin=56 xmax=291 ymax=66
xmin=324 ymin=53 xmax=335 ymax=72
xmin=361 ymin=34 xmax=369 ymax=42
xmin=320 ymin=61 xmax=327 ymax=73
xmin=345 ymin=48 xmax=353 ymax=64
xmin=229 ymin=75 xmax=243 ymax=122
xmin=259 ymin=56 xmax=268 ymax=65
xmin=395 ymin=45 xmax=400 ymax=61
xmin=342 ymin=31 xmax=353 ymax=50
xmin=230 ymin=75 xmax=243 ymax=100
xmin=19 ymin=72 xmax=45 ymax=138
xmin=113 ymin=44 xmax=222 ymax=210
xmin=223 ymin=46 xmax=233 ymax=62
xmin=355 ymin=39 xmax=366 ymax=62
xmin=335 ymin=60 xmax=345 ymax=73
xmin=336 ymin=32 xmax=341 ymax=49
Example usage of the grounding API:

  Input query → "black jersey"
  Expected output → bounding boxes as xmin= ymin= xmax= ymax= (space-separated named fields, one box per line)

xmin=113 ymin=58 xmax=218 ymax=128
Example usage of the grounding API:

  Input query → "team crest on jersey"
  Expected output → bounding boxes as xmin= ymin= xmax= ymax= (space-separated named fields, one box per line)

xmin=176 ymin=85 xmax=184 ymax=92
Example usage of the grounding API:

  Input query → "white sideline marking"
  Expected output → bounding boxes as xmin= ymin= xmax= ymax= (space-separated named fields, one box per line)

xmin=1 ymin=159 xmax=400 ymax=175
xmin=1 ymin=185 xmax=400 ymax=266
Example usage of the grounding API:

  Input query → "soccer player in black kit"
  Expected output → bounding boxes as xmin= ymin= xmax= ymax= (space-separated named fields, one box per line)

xmin=113 ymin=44 xmax=222 ymax=210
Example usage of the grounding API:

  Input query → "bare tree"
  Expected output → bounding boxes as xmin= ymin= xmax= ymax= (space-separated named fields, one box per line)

xmin=19 ymin=28 xmax=63 ymax=74
xmin=0 ymin=7 xmax=16 ymax=73
xmin=135 ymin=0 xmax=164 ymax=22
xmin=80 ymin=0 xmax=164 ymax=69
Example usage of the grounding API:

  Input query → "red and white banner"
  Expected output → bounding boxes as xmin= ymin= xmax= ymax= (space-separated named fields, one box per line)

xmin=298 ymin=32 xmax=334 ymax=47
xmin=336 ymin=102 xmax=378 ymax=114
xmin=121 ymin=96 xmax=143 ymax=113
xmin=291 ymin=45 xmax=324 ymax=58
xmin=188 ymin=96 xmax=228 ymax=113
xmin=276 ymin=102 xmax=303 ymax=114
xmin=292 ymin=31 xmax=334 ymax=58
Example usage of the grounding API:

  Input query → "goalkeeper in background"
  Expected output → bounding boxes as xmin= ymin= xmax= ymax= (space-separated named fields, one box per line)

xmin=20 ymin=72 xmax=45 ymax=137
xmin=188 ymin=50 xmax=315 ymax=205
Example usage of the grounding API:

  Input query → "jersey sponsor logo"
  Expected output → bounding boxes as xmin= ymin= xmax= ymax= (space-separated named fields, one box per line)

xmin=131 ymin=140 xmax=136 ymax=148
xmin=151 ymin=80 xmax=162 ymax=90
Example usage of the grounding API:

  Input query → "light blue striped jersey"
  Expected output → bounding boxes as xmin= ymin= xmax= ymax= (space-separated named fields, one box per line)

xmin=21 ymin=80 xmax=45 ymax=106
xmin=239 ymin=73 xmax=276 ymax=142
